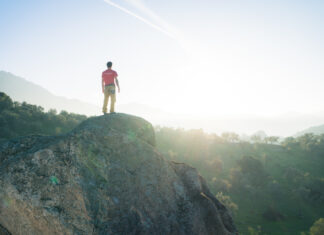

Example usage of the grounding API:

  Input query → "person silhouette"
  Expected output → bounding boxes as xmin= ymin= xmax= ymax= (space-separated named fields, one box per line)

xmin=102 ymin=61 xmax=120 ymax=114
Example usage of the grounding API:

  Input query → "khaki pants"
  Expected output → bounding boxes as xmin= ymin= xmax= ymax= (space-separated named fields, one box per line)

xmin=102 ymin=85 xmax=116 ymax=113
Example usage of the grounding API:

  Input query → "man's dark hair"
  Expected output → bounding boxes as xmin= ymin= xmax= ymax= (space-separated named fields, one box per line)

xmin=107 ymin=61 xmax=113 ymax=68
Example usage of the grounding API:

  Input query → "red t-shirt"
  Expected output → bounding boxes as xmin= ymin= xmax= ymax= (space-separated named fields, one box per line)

xmin=102 ymin=69 xmax=118 ymax=85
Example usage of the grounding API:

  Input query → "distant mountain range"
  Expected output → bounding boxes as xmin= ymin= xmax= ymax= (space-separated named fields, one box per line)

xmin=0 ymin=71 xmax=100 ymax=115
xmin=295 ymin=124 xmax=324 ymax=136
xmin=0 ymin=71 xmax=169 ymax=119
xmin=1 ymin=70 xmax=324 ymax=137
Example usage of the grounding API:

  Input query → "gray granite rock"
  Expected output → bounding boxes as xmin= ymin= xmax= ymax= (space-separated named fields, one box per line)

xmin=0 ymin=113 xmax=237 ymax=235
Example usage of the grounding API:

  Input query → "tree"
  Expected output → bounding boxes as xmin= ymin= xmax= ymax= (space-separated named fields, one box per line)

xmin=48 ymin=109 xmax=57 ymax=115
xmin=297 ymin=133 xmax=318 ymax=152
xmin=209 ymin=158 xmax=223 ymax=173
xmin=264 ymin=136 xmax=280 ymax=144
xmin=215 ymin=192 xmax=238 ymax=215
xmin=237 ymin=156 xmax=268 ymax=187
xmin=251 ymin=130 xmax=267 ymax=143
xmin=248 ymin=226 xmax=262 ymax=235
xmin=0 ymin=92 xmax=13 ymax=111
xmin=281 ymin=137 xmax=298 ymax=150
xmin=310 ymin=218 xmax=324 ymax=235
xmin=221 ymin=132 xmax=239 ymax=143
xmin=250 ymin=134 xmax=262 ymax=143
xmin=0 ymin=93 xmax=87 ymax=140
xmin=212 ymin=178 xmax=232 ymax=193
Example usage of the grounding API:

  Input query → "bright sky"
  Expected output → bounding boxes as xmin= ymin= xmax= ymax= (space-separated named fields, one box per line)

xmin=1 ymin=0 xmax=324 ymax=119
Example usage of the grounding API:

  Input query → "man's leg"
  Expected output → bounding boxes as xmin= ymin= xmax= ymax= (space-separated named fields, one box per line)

xmin=109 ymin=86 xmax=116 ymax=113
xmin=102 ymin=87 xmax=109 ymax=113
xmin=110 ymin=95 xmax=115 ymax=113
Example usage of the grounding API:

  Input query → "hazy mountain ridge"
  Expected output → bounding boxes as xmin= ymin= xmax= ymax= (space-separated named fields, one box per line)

xmin=295 ymin=124 xmax=324 ymax=136
xmin=0 ymin=71 xmax=171 ymax=119
xmin=2 ymin=71 xmax=324 ymax=136
xmin=0 ymin=71 xmax=100 ymax=115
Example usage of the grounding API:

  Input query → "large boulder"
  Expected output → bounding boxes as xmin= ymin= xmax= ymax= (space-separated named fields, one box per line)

xmin=0 ymin=114 xmax=237 ymax=235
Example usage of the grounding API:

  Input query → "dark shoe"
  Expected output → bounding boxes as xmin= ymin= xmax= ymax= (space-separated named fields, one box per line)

xmin=103 ymin=112 xmax=108 ymax=115
xmin=110 ymin=112 xmax=116 ymax=114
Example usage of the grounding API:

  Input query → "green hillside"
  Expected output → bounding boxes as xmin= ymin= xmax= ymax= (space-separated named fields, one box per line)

xmin=0 ymin=92 xmax=87 ymax=142
xmin=296 ymin=124 xmax=324 ymax=137
xmin=0 ymin=71 xmax=99 ymax=115
xmin=155 ymin=127 xmax=324 ymax=235
xmin=1 ymin=92 xmax=323 ymax=234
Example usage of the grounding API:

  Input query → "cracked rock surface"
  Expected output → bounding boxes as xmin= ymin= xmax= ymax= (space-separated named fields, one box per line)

xmin=0 ymin=113 xmax=237 ymax=235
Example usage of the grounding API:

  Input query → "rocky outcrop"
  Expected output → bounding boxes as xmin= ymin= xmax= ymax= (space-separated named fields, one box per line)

xmin=0 ymin=113 xmax=237 ymax=235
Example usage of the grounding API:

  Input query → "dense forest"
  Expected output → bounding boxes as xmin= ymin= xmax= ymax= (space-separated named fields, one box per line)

xmin=1 ymin=92 xmax=324 ymax=234
xmin=155 ymin=127 xmax=324 ymax=235
xmin=0 ymin=92 xmax=87 ymax=142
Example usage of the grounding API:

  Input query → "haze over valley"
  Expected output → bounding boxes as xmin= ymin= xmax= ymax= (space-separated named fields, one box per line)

xmin=1 ymin=1 xmax=324 ymax=234
xmin=1 ymin=71 xmax=324 ymax=137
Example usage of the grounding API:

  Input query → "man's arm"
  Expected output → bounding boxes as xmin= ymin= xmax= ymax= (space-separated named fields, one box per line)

xmin=102 ymin=77 xmax=104 ymax=93
xmin=115 ymin=77 xmax=120 ymax=93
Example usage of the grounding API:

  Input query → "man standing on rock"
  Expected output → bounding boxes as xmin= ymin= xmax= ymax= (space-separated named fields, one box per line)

xmin=102 ymin=61 xmax=120 ymax=114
